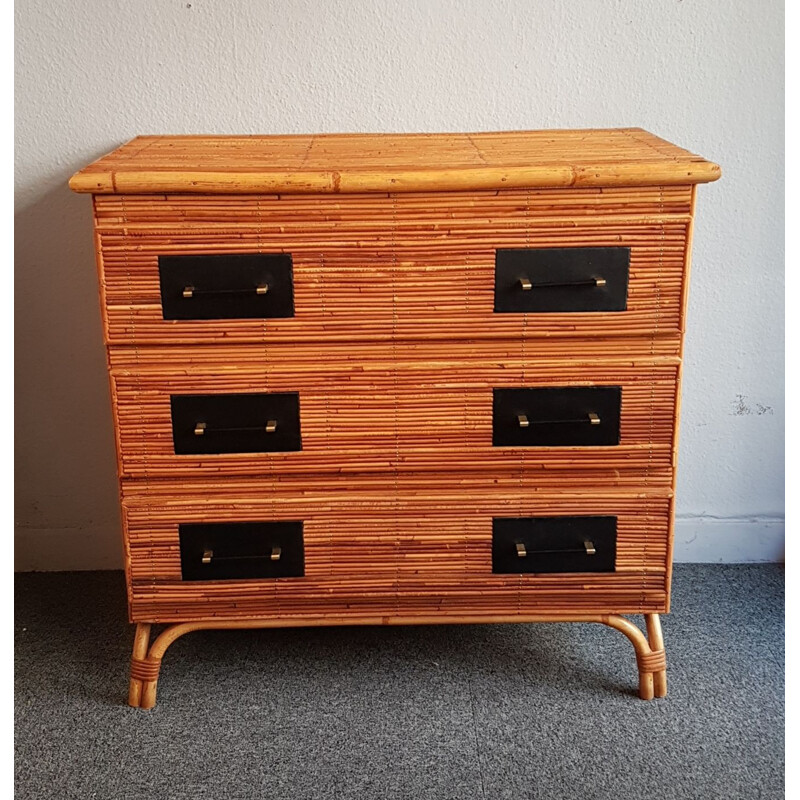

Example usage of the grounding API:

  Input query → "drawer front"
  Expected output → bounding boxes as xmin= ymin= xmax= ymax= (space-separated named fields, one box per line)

xmin=494 ymin=247 xmax=629 ymax=313
xmin=170 ymin=393 xmax=301 ymax=454
xmin=492 ymin=387 xmax=621 ymax=447
xmin=179 ymin=521 xmax=304 ymax=581
xmin=492 ymin=516 xmax=616 ymax=574
xmin=159 ymin=253 xmax=294 ymax=320
xmin=94 ymin=189 xmax=691 ymax=349
xmin=122 ymin=487 xmax=671 ymax=622
xmin=110 ymin=346 xmax=678 ymax=482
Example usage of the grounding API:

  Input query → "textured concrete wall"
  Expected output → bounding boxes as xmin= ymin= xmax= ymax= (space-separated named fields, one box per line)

xmin=15 ymin=0 xmax=784 ymax=568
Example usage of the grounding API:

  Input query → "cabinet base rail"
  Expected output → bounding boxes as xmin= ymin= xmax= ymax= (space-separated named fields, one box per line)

xmin=128 ymin=613 xmax=667 ymax=709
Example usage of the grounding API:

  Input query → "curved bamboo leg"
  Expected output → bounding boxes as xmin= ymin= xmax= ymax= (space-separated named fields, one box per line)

xmin=139 ymin=622 xmax=221 ymax=709
xmin=597 ymin=615 xmax=657 ymax=700
xmin=128 ymin=623 xmax=152 ymax=708
xmin=138 ymin=655 xmax=163 ymax=710
xmin=645 ymin=614 xmax=668 ymax=698
xmin=598 ymin=615 xmax=667 ymax=700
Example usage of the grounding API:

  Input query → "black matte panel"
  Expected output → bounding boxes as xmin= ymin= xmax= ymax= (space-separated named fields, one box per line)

xmin=492 ymin=516 xmax=616 ymax=574
xmin=170 ymin=393 xmax=301 ymax=454
xmin=180 ymin=521 xmax=304 ymax=581
xmin=492 ymin=387 xmax=621 ymax=447
xmin=159 ymin=254 xmax=294 ymax=320
xmin=494 ymin=247 xmax=629 ymax=312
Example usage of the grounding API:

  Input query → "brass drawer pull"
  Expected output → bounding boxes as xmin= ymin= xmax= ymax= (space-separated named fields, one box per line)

xmin=182 ymin=284 xmax=269 ymax=299
xmin=513 ymin=540 xmax=597 ymax=557
xmin=518 ymin=276 xmax=606 ymax=291
xmin=194 ymin=420 xmax=278 ymax=436
xmin=517 ymin=412 xmax=601 ymax=427
xmin=201 ymin=546 xmax=282 ymax=565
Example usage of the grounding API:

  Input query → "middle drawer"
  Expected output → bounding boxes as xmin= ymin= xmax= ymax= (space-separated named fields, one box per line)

xmin=109 ymin=344 xmax=678 ymax=483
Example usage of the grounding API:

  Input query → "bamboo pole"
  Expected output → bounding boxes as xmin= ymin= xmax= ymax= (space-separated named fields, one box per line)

xmin=645 ymin=613 xmax=668 ymax=698
xmin=127 ymin=623 xmax=151 ymax=707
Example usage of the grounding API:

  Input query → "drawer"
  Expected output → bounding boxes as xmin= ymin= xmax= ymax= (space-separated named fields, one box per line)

xmin=94 ymin=189 xmax=691 ymax=348
xmin=492 ymin=387 xmax=621 ymax=447
xmin=159 ymin=253 xmax=294 ymax=320
xmin=109 ymin=346 xmax=679 ymax=482
xmin=492 ymin=516 xmax=617 ymax=574
xmin=170 ymin=393 xmax=301 ymax=454
xmin=494 ymin=247 xmax=629 ymax=313
xmin=122 ymin=486 xmax=671 ymax=623
xmin=179 ymin=521 xmax=304 ymax=581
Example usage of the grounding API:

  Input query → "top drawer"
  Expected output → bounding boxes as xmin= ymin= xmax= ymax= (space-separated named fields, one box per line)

xmin=93 ymin=186 xmax=693 ymax=347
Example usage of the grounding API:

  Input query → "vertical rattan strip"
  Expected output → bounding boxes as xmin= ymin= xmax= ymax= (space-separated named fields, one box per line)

xmin=390 ymin=192 xmax=401 ymax=613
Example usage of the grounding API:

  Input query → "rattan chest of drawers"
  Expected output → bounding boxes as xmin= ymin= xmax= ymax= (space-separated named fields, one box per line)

xmin=70 ymin=129 xmax=720 ymax=708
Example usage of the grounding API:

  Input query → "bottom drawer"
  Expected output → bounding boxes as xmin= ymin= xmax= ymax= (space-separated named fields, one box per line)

xmin=122 ymin=486 xmax=671 ymax=622
xmin=492 ymin=516 xmax=617 ymax=574
xmin=179 ymin=521 xmax=305 ymax=581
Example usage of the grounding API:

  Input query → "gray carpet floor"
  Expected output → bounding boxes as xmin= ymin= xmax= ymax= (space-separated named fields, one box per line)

xmin=15 ymin=565 xmax=783 ymax=800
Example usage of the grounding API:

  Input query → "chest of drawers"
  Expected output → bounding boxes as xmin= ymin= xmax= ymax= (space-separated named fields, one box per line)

xmin=70 ymin=129 xmax=720 ymax=708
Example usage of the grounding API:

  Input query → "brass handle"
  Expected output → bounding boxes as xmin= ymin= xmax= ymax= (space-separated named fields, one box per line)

xmin=515 ymin=542 xmax=599 ymax=556
xmin=182 ymin=284 xmax=269 ymax=298
xmin=194 ymin=420 xmax=278 ymax=436
xmin=517 ymin=413 xmax=600 ymax=427
xmin=518 ymin=277 xmax=606 ymax=290
xmin=201 ymin=547 xmax=282 ymax=564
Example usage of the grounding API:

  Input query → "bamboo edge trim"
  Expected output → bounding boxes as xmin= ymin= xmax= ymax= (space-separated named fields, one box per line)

xmin=129 ymin=614 xmax=668 ymax=709
xmin=69 ymin=160 xmax=721 ymax=194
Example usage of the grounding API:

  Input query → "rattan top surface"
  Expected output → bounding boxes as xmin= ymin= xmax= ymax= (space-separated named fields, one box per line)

xmin=69 ymin=128 xmax=720 ymax=194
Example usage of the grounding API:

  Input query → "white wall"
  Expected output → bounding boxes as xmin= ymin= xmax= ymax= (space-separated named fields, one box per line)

xmin=14 ymin=0 xmax=784 ymax=568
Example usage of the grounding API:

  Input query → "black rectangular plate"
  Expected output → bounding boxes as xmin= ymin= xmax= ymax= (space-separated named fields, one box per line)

xmin=492 ymin=387 xmax=621 ymax=447
xmin=159 ymin=253 xmax=294 ymax=320
xmin=492 ymin=516 xmax=617 ymax=574
xmin=180 ymin=521 xmax=304 ymax=581
xmin=494 ymin=247 xmax=629 ymax=312
xmin=170 ymin=393 xmax=302 ymax=454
